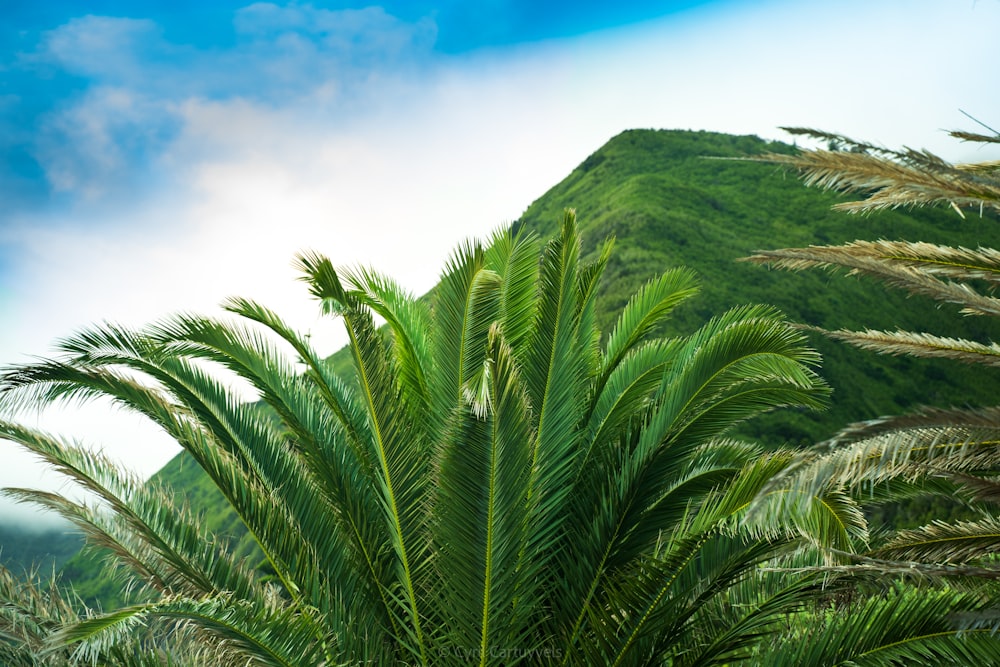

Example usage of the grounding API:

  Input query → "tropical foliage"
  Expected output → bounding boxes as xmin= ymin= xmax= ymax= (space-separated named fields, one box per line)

xmin=0 ymin=211 xmax=843 ymax=664
xmin=0 ymin=563 xmax=202 ymax=666
xmin=4 ymin=127 xmax=1000 ymax=664
xmin=745 ymin=125 xmax=1000 ymax=627
xmin=53 ymin=129 xmax=1000 ymax=606
xmin=0 ymin=564 xmax=80 ymax=667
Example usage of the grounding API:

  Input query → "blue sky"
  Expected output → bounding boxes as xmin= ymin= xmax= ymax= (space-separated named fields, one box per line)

xmin=0 ymin=0 xmax=706 ymax=211
xmin=2 ymin=0 xmax=999 ymax=525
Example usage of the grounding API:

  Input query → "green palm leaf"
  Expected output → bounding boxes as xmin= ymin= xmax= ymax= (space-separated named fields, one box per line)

xmin=340 ymin=265 xmax=434 ymax=413
xmin=296 ymin=252 xmax=431 ymax=664
xmin=521 ymin=212 xmax=589 ymax=576
xmin=51 ymin=595 xmax=328 ymax=667
xmin=483 ymin=226 xmax=540 ymax=357
xmin=434 ymin=324 xmax=536 ymax=665
xmin=600 ymin=267 xmax=700 ymax=382
xmin=763 ymin=585 xmax=1000 ymax=666
xmin=873 ymin=516 xmax=1000 ymax=564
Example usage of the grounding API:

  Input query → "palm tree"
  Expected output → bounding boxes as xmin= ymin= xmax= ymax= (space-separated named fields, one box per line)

xmin=3 ymin=208 xmax=990 ymax=664
xmin=743 ymin=125 xmax=1000 ymax=655
xmin=0 ymin=210 xmax=840 ymax=664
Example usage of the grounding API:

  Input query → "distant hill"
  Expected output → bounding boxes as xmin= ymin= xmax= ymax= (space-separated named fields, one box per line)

xmin=54 ymin=128 xmax=1000 ymax=604
xmin=0 ymin=521 xmax=82 ymax=577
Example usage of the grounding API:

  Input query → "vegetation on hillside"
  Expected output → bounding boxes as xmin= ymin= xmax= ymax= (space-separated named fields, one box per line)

xmin=515 ymin=129 xmax=1000 ymax=444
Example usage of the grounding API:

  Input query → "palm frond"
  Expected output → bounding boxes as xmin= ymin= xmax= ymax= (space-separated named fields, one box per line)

xmin=647 ymin=304 xmax=827 ymax=463
xmin=50 ymin=595 xmax=328 ymax=667
xmin=873 ymin=516 xmax=1000 ymax=565
xmin=727 ymin=456 xmax=869 ymax=554
xmin=153 ymin=303 xmax=404 ymax=640
xmin=951 ymin=131 xmax=1000 ymax=146
xmin=772 ymin=430 xmax=1000 ymax=508
xmin=0 ymin=339 xmax=365 ymax=639
xmin=825 ymin=405 xmax=1000 ymax=446
xmin=580 ymin=338 xmax=684 ymax=475
xmin=483 ymin=226 xmax=540 ymax=358
xmin=589 ymin=532 xmax=797 ymax=667
xmin=757 ymin=239 xmax=1000 ymax=283
xmin=673 ymin=572 xmax=822 ymax=667
xmin=433 ymin=324 xmax=537 ymax=664
xmin=555 ymin=302 xmax=828 ymax=660
xmin=296 ymin=253 xmax=431 ymax=664
xmin=521 ymin=211 xmax=589 ymax=576
xmin=0 ymin=564 xmax=79 ymax=666
xmin=822 ymin=327 xmax=1000 ymax=366
xmin=745 ymin=244 xmax=1000 ymax=317
xmin=0 ymin=421 xmax=264 ymax=599
xmin=760 ymin=126 xmax=1000 ymax=214
xmin=340 ymin=265 xmax=433 ymax=413
xmin=424 ymin=237 xmax=497 ymax=442
xmin=762 ymin=585 xmax=1000 ymax=666
xmin=944 ymin=471 xmax=1000 ymax=506
xmin=221 ymin=296 xmax=373 ymax=470
xmin=600 ymin=268 xmax=700 ymax=381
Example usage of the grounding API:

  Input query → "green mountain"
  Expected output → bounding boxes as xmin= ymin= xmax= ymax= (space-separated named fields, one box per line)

xmin=54 ymin=128 xmax=1000 ymax=604
xmin=515 ymin=129 xmax=1000 ymax=442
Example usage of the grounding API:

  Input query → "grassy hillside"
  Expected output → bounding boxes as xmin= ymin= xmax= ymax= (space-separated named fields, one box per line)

xmin=57 ymin=128 xmax=1000 ymax=603
xmin=516 ymin=129 xmax=999 ymax=443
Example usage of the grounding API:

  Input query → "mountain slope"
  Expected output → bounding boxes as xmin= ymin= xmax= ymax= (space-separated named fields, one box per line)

xmin=516 ymin=129 xmax=1000 ymax=442
xmin=57 ymin=128 xmax=1000 ymax=602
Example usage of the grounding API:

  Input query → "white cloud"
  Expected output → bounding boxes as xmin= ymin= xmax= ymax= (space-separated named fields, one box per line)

xmin=34 ymin=86 xmax=174 ymax=197
xmin=22 ymin=5 xmax=437 ymax=200
xmin=234 ymin=3 xmax=438 ymax=58
xmin=36 ymin=15 xmax=167 ymax=81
